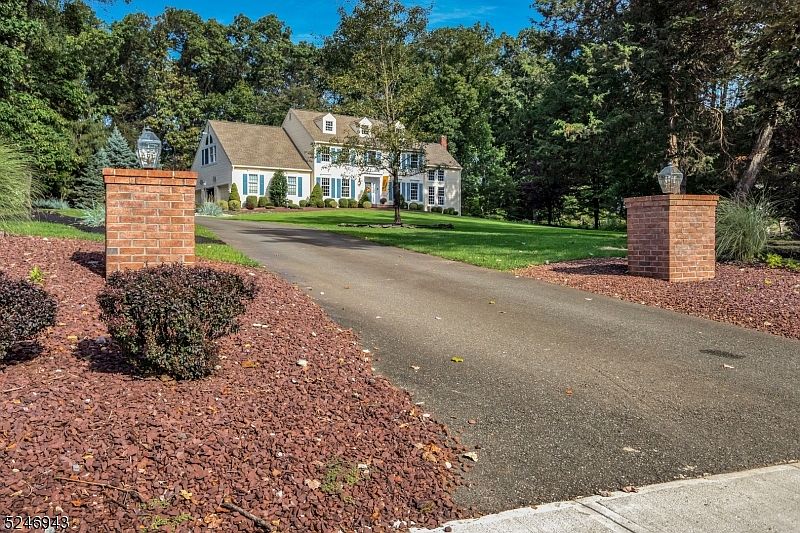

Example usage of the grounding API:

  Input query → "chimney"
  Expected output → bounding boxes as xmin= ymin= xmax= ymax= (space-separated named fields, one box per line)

xmin=439 ymin=135 xmax=448 ymax=151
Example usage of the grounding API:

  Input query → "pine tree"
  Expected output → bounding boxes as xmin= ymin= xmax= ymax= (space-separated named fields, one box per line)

xmin=71 ymin=148 xmax=110 ymax=207
xmin=104 ymin=127 xmax=138 ymax=168
xmin=269 ymin=170 xmax=288 ymax=207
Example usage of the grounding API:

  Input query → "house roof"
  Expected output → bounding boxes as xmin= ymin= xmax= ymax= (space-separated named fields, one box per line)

xmin=208 ymin=120 xmax=310 ymax=171
xmin=287 ymin=108 xmax=462 ymax=169
xmin=423 ymin=142 xmax=462 ymax=170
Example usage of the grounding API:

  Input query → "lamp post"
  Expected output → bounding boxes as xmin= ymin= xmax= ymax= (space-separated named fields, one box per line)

xmin=136 ymin=127 xmax=162 ymax=169
xmin=657 ymin=163 xmax=683 ymax=194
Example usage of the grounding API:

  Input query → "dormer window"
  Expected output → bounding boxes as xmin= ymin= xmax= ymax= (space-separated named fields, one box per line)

xmin=359 ymin=117 xmax=372 ymax=137
xmin=322 ymin=113 xmax=336 ymax=134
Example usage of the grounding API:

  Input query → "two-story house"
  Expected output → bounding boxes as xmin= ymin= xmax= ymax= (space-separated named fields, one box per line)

xmin=191 ymin=109 xmax=462 ymax=212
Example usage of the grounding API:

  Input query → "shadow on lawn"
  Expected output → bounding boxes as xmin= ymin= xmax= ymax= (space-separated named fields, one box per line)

xmin=71 ymin=250 xmax=106 ymax=277
xmin=1 ymin=341 xmax=43 ymax=367
xmin=74 ymin=338 xmax=139 ymax=377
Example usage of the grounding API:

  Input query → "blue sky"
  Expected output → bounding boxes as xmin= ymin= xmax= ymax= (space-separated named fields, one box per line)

xmin=95 ymin=1 xmax=541 ymax=43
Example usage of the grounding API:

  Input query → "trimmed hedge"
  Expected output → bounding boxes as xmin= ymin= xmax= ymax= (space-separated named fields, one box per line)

xmin=245 ymin=195 xmax=258 ymax=210
xmin=0 ymin=271 xmax=57 ymax=359
xmin=299 ymin=200 xmax=308 ymax=207
xmin=97 ymin=265 xmax=257 ymax=380
xmin=408 ymin=202 xmax=421 ymax=211
xmin=431 ymin=206 xmax=443 ymax=213
xmin=362 ymin=201 xmax=372 ymax=209
xmin=325 ymin=199 xmax=338 ymax=208
xmin=216 ymin=200 xmax=229 ymax=211
xmin=228 ymin=199 xmax=241 ymax=211
xmin=257 ymin=196 xmax=271 ymax=208
xmin=338 ymin=198 xmax=350 ymax=208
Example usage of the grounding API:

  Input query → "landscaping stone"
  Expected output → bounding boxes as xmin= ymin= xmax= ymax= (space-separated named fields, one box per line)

xmin=516 ymin=258 xmax=800 ymax=339
xmin=0 ymin=236 xmax=472 ymax=531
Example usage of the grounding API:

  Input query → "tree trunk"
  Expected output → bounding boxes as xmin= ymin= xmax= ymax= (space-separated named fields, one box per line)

xmin=736 ymin=102 xmax=783 ymax=197
xmin=593 ymin=196 xmax=600 ymax=230
xmin=392 ymin=176 xmax=402 ymax=225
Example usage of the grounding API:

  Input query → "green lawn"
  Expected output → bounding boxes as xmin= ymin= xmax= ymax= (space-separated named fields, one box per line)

xmin=2 ymin=216 xmax=258 ymax=267
xmin=230 ymin=209 xmax=627 ymax=270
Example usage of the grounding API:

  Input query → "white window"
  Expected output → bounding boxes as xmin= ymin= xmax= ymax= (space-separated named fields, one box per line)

xmin=360 ymin=124 xmax=370 ymax=136
xmin=437 ymin=187 xmax=445 ymax=205
xmin=427 ymin=169 xmax=435 ymax=181
xmin=324 ymin=120 xmax=334 ymax=132
xmin=428 ymin=186 xmax=435 ymax=205
xmin=321 ymin=177 xmax=331 ymax=196
xmin=287 ymin=176 xmax=297 ymax=196
xmin=248 ymin=174 xmax=259 ymax=194
xmin=408 ymin=153 xmax=420 ymax=169
xmin=366 ymin=150 xmax=381 ymax=165
xmin=437 ymin=169 xmax=445 ymax=182
xmin=319 ymin=146 xmax=331 ymax=163
xmin=210 ymin=145 xmax=216 ymax=164
xmin=341 ymin=178 xmax=350 ymax=198
xmin=409 ymin=183 xmax=419 ymax=201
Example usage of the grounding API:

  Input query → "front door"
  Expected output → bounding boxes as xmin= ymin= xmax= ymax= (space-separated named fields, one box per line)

xmin=365 ymin=179 xmax=379 ymax=204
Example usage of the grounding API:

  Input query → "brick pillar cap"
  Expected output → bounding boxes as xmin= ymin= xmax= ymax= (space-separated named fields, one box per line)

xmin=624 ymin=194 xmax=719 ymax=207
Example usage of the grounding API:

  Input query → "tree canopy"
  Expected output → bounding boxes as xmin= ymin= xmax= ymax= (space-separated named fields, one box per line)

xmin=0 ymin=0 xmax=796 ymax=229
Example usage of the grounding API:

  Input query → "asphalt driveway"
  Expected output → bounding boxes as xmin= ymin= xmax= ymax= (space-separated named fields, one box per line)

xmin=199 ymin=218 xmax=800 ymax=513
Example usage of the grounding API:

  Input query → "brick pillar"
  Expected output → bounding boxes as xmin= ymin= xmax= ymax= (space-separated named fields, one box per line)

xmin=624 ymin=194 xmax=719 ymax=282
xmin=103 ymin=168 xmax=197 ymax=274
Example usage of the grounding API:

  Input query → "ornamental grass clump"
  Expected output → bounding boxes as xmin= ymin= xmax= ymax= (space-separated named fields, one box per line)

xmin=97 ymin=265 xmax=257 ymax=380
xmin=716 ymin=195 xmax=775 ymax=262
xmin=197 ymin=201 xmax=223 ymax=216
xmin=0 ymin=271 xmax=57 ymax=359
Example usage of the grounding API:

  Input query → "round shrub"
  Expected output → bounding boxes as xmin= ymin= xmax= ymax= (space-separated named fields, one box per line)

xmin=288 ymin=203 xmax=301 ymax=209
xmin=299 ymin=200 xmax=308 ymax=208
xmin=452 ymin=211 xmax=459 ymax=216
xmin=325 ymin=198 xmax=338 ymax=208
xmin=401 ymin=202 xmax=409 ymax=209
xmin=358 ymin=190 xmax=370 ymax=207
xmin=228 ymin=199 xmax=241 ymax=211
xmin=245 ymin=195 xmax=258 ymax=210
xmin=315 ymin=200 xmax=326 ymax=208
xmin=338 ymin=198 xmax=349 ymax=208
xmin=431 ymin=206 xmax=443 ymax=213
xmin=216 ymin=200 xmax=229 ymax=211
xmin=0 ymin=271 xmax=57 ymax=359
xmin=408 ymin=202 xmax=420 ymax=211
xmin=257 ymin=196 xmax=271 ymax=208
xmin=97 ymin=265 xmax=257 ymax=380
xmin=362 ymin=201 xmax=372 ymax=209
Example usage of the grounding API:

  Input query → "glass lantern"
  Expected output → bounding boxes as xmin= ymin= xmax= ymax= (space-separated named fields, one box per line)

xmin=136 ymin=127 xmax=162 ymax=169
xmin=658 ymin=163 xmax=683 ymax=194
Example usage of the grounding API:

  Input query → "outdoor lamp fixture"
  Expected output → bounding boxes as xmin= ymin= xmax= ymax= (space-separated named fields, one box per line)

xmin=136 ymin=127 xmax=162 ymax=169
xmin=658 ymin=163 xmax=683 ymax=194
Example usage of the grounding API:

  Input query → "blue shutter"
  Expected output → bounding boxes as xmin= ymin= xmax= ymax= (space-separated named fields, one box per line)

xmin=315 ymin=147 xmax=321 ymax=163
xmin=350 ymin=179 xmax=355 ymax=199
xmin=316 ymin=177 xmax=320 ymax=186
xmin=389 ymin=181 xmax=394 ymax=201
xmin=259 ymin=175 xmax=265 ymax=196
xmin=242 ymin=174 xmax=248 ymax=195
xmin=298 ymin=177 xmax=303 ymax=197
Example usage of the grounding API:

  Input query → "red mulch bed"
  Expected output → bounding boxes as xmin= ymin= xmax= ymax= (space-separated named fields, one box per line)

xmin=515 ymin=258 xmax=800 ymax=340
xmin=0 ymin=236 xmax=471 ymax=531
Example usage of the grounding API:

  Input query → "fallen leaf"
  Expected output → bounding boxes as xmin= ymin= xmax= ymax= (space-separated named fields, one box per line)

xmin=722 ymin=364 xmax=734 ymax=369
xmin=204 ymin=513 xmax=222 ymax=528
xmin=71 ymin=499 xmax=84 ymax=507
xmin=488 ymin=300 xmax=496 ymax=305
xmin=67 ymin=335 xmax=78 ymax=341
xmin=621 ymin=485 xmax=638 ymax=493
xmin=598 ymin=490 xmax=612 ymax=497
xmin=410 ymin=365 xmax=420 ymax=371
xmin=305 ymin=479 xmax=321 ymax=490
xmin=565 ymin=387 xmax=573 ymax=396
xmin=463 ymin=451 xmax=479 ymax=462
xmin=179 ymin=489 xmax=193 ymax=500
xmin=468 ymin=419 xmax=477 ymax=425
xmin=450 ymin=357 xmax=464 ymax=363
xmin=241 ymin=360 xmax=258 ymax=368
xmin=622 ymin=446 xmax=640 ymax=453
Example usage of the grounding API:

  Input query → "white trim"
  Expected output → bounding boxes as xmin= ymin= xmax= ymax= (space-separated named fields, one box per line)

xmin=232 ymin=165 xmax=311 ymax=172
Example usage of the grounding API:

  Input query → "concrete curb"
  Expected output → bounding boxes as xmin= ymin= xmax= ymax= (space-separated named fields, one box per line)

xmin=414 ymin=463 xmax=800 ymax=533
